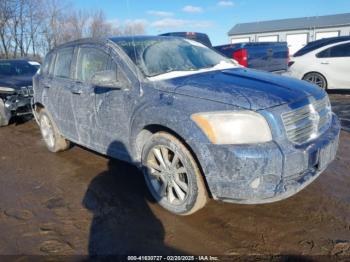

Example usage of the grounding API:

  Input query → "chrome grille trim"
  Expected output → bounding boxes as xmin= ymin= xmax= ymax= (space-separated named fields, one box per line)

xmin=17 ymin=86 xmax=33 ymax=97
xmin=281 ymin=97 xmax=331 ymax=144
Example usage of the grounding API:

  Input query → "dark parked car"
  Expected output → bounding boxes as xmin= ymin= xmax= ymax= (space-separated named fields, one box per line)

xmin=0 ymin=59 xmax=39 ymax=126
xmin=33 ymin=36 xmax=340 ymax=215
xmin=214 ymin=42 xmax=289 ymax=72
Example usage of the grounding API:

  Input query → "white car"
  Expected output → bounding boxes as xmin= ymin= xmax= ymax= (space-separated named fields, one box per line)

xmin=287 ymin=37 xmax=350 ymax=89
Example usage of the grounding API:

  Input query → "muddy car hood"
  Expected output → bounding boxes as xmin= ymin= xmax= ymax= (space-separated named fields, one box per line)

xmin=154 ymin=68 xmax=325 ymax=110
xmin=0 ymin=74 xmax=33 ymax=90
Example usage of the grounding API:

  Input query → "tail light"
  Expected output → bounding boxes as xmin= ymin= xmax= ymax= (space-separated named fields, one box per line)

xmin=233 ymin=48 xmax=248 ymax=67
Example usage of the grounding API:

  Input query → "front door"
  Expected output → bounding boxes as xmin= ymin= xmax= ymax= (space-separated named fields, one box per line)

xmin=71 ymin=45 xmax=133 ymax=159
xmin=325 ymin=43 xmax=350 ymax=89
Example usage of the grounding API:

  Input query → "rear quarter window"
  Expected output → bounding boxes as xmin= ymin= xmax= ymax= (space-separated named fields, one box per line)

xmin=42 ymin=53 xmax=54 ymax=75
xmin=53 ymin=47 xmax=74 ymax=78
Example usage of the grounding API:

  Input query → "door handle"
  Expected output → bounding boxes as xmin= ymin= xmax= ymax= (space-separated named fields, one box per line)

xmin=71 ymin=89 xmax=82 ymax=95
xmin=321 ymin=61 xmax=329 ymax=65
xmin=43 ymin=85 xmax=50 ymax=89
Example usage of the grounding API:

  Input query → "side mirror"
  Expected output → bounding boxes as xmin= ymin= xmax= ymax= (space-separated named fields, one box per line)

xmin=91 ymin=70 xmax=121 ymax=89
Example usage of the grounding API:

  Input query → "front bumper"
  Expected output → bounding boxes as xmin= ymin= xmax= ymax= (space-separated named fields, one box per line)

xmin=4 ymin=95 xmax=32 ymax=115
xmin=196 ymin=114 xmax=340 ymax=204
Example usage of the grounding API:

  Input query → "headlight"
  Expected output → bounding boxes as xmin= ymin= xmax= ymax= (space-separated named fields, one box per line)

xmin=191 ymin=111 xmax=272 ymax=144
xmin=0 ymin=86 xmax=15 ymax=94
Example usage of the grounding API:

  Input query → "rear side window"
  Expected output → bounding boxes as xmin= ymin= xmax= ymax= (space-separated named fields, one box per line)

xmin=317 ymin=43 xmax=350 ymax=58
xmin=42 ymin=53 xmax=54 ymax=75
xmin=53 ymin=47 xmax=74 ymax=78
xmin=76 ymin=47 xmax=111 ymax=82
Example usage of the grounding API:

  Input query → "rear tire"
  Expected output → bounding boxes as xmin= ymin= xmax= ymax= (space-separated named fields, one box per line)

xmin=303 ymin=72 xmax=327 ymax=90
xmin=38 ymin=109 xmax=70 ymax=153
xmin=142 ymin=132 xmax=207 ymax=215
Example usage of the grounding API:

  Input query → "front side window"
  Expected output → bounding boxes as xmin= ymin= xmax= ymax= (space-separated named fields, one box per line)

xmin=317 ymin=43 xmax=350 ymax=58
xmin=53 ymin=47 xmax=74 ymax=78
xmin=76 ymin=47 xmax=111 ymax=83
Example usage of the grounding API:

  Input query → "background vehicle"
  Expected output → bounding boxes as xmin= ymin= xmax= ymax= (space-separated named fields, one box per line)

xmin=33 ymin=36 xmax=339 ymax=216
xmin=159 ymin=32 xmax=213 ymax=47
xmin=214 ymin=42 xmax=289 ymax=72
xmin=160 ymin=32 xmax=289 ymax=72
xmin=287 ymin=36 xmax=350 ymax=89
xmin=0 ymin=59 xmax=39 ymax=126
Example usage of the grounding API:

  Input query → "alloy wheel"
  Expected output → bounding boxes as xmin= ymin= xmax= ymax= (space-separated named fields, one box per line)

xmin=304 ymin=73 xmax=327 ymax=89
xmin=146 ymin=145 xmax=189 ymax=205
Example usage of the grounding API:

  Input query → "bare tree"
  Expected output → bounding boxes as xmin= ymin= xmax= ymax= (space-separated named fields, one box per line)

xmin=40 ymin=0 xmax=69 ymax=52
xmin=62 ymin=9 xmax=89 ymax=42
xmin=0 ymin=0 xmax=14 ymax=58
xmin=88 ymin=10 xmax=122 ymax=38
xmin=26 ymin=0 xmax=45 ymax=57
xmin=0 ymin=0 xmax=147 ymax=59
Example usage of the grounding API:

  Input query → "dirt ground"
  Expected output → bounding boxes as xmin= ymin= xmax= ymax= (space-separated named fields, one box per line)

xmin=0 ymin=94 xmax=349 ymax=258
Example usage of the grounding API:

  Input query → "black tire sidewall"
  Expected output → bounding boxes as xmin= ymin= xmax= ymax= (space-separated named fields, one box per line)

xmin=142 ymin=134 xmax=199 ymax=215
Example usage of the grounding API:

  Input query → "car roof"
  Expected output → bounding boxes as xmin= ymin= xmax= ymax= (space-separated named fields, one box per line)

xmin=47 ymin=35 xmax=181 ymax=54
xmin=109 ymin=35 xmax=179 ymax=43
xmin=294 ymin=36 xmax=350 ymax=57
xmin=159 ymin=32 xmax=208 ymax=36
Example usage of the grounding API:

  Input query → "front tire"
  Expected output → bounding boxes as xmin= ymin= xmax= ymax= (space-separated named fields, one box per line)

xmin=303 ymin=72 xmax=327 ymax=90
xmin=142 ymin=132 xmax=207 ymax=215
xmin=38 ymin=109 xmax=70 ymax=153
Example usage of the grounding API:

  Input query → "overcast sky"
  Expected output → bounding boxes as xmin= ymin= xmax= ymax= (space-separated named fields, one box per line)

xmin=73 ymin=0 xmax=350 ymax=45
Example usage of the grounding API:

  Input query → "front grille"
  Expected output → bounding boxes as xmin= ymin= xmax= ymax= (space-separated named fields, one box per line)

xmin=282 ymin=97 xmax=331 ymax=144
xmin=17 ymin=86 xmax=34 ymax=97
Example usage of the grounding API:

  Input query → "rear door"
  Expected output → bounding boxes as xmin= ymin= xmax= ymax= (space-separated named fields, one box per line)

xmin=44 ymin=46 xmax=78 ymax=140
xmin=316 ymin=42 xmax=350 ymax=89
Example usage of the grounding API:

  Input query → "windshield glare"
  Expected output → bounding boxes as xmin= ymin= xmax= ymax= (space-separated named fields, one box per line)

xmin=116 ymin=38 xmax=233 ymax=77
xmin=0 ymin=61 xmax=38 ymax=76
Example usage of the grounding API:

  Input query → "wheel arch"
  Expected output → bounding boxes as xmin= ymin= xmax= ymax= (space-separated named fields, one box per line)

xmin=134 ymin=124 xmax=213 ymax=198
xmin=302 ymin=71 xmax=328 ymax=89
xmin=33 ymin=102 xmax=45 ymax=112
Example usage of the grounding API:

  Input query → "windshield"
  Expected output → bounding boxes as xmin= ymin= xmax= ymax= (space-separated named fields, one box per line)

xmin=115 ymin=38 xmax=234 ymax=77
xmin=0 ymin=61 xmax=38 ymax=76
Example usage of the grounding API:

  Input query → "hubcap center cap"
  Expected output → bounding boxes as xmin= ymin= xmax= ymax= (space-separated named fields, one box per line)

xmin=164 ymin=170 xmax=173 ymax=181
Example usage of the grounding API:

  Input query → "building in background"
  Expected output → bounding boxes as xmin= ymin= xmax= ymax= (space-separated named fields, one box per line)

xmin=228 ymin=13 xmax=350 ymax=54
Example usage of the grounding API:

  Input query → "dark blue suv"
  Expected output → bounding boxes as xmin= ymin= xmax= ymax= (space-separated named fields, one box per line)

xmin=33 ymin=36 xmax=340 ymax=215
